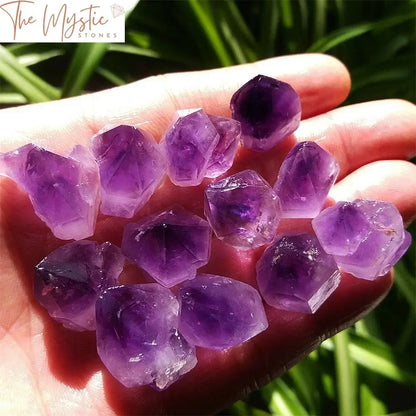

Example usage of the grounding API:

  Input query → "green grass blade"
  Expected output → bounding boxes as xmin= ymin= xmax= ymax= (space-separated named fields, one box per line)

xmin=267 ymin=378 xmax=309 ymax=416
xmin=16 ymin=49 xmax=64 ymax=67
xmin=308 ymin=13 xmax=415 ymax=52
xmin=61 ymin=43 xmax=109 ymax=97
xmin=0 ymin=92 xmax=28 ymax=105
xmin=360 ymin=383 xmax=387 ymax=416
xmin=259 ymin=0 xmax=279 ymax=58
xmin=333 ymin=330 xmax=357 ymax=416
xmin=280 ymin=0 xmax=294 ymax=28
xmin=393 ymin=260 xmax=416 ymax=312
xmin=288 ymin=357 xmax=320 ymax=414
xmin=314 ymin=0 xmax=327 ymax=41
xmin=96 ymin=67 xmax=126 ymax=86
xmin=322 ymin=333 xmax=415 ymax=385
xmin=187 ymin=0 xmax=233 ymax=66
xmin=0 ymin=45 xmax=60 ymax=102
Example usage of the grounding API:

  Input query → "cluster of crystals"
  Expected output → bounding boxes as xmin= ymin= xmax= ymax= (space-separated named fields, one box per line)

xmin=1 ymin=74 xmax=411 ymax=391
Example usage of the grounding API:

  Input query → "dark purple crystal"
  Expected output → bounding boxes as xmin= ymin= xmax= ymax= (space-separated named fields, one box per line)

xmin=161 ymin=109 xmax=219 ymax=186
xmin=256 ymin=234 xmax=341 ymax=314
xmin=96 ymin=284 xmax=196 ymax=389
xmin=121 ymin=206 xmax=211 ymax=287
xmin=312 ymin=199 xmax=411 ymax=280
xmin=34 ymin=240 xmax=124 ymax=331
xmin=90 ymin=125 xmax=165 ymax=218
xmin=204 ymin=169 xmax=281 ymax=250
xmin=274 ymin=141 xmax=339 ymax=218
xmin=206 ymin=115 xmax=241 ymax=178
xmin=178 ymin=274 xmax=268 ymax=350
xmin=230 ymin=75 xmax=301 ymax=151
xmin=0 ymin=144 xmax=99 ymax=240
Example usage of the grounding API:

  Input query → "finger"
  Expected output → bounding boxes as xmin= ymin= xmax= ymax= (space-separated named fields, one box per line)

xmin=0 ymin=54 xmax=350 ymax=152
xmin=295 ymin=99 xmax=416 ymax=179
xmin=329 ymin=159 xmax=416 ymax=224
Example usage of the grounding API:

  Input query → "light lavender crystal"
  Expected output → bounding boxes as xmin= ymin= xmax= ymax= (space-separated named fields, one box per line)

xmin=0 ymin=144 xmax=99 ymax=240
xmin=34 ymin=240 xmax=124 ymax=331
xmin=96 ymin=284 xmax=197 ymax=390
xmin=312 ymin=199 xmax=411 ymax=280
xmin=178 ymin=274 xmax=268 ymax=350
xmin=90 ymin=125 xmax=165 ymax=218
xmin=274 ymin=141 xmax=339 ymax=218
xmin=204 ymin=169 xmax=281 ymax=250
xmin=121 ymin=206 xmax=211 ymax=287
xmin=256 ymin=234 xmax=341 ymax=313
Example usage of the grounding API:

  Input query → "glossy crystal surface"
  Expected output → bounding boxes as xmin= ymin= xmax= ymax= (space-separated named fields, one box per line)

xmin=230 ymin=75 xmax=301 ymax=151
xmin=161 ymin=109 xmax=219 ymax=186
xmin=206 ymin=115 xmax=241 ymax=178
xmin=256 ymin=234 xmax=341 ymax=313
xmin=91 ymin=125 xmax=165 ymax=218
xmin=96 ymin=284 xmax=196 ymax=390
xmin=0 ymin=144 xmax=99 ymax=240
xmin=204 ymin=169 xmax=281 ymax=249
xmin=274 ymin=141 xmax=339 ymax=218
xmin=312 ymin=199 xmax=411 ymax=279
xmin=121 ymin=206 xmax=211 ymax=287
xmin=34 ymin=240 xmax=124 ymax=331
xmin=178 ymin=274 xmax=268 ymax=350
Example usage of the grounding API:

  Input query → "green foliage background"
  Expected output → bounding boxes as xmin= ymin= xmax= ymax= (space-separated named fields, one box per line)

xmin=0 ymin=1 xmax=415 ymax=414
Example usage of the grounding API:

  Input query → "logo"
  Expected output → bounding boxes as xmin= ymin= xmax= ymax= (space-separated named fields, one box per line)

xmin=0 ymin=0 xmax=126 ymax=42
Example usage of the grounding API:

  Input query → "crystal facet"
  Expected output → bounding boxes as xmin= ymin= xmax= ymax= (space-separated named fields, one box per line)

xmin=204 ymin=169 xmax=281 ymax=249
xmin=121 ymin=206 xmax=211 ymax=287
xmin=205 ymin=115 xmax=241 ymax=178
xmin=178 ymin=274 xmax=268 ymax=350
xmin=91 ymin=125 xmax=165 ymax=218
xmin=274 ymin=141 xmax=339 ymax=218
xmin=230 ymin=75 xmax=301 ymax=151
xmin=34 ymin=240 xmax=124 ymax=331
xmin=256 ymin=234 xmax=341 ymax=313
xmin=0 ymin=144 xmax=99 ymax=240
xmin=312 ymin=199 xmax=411 ymax=279
xmin=96 ymin=284 xmax=197 ymax=390
xmin=161 ymin=109 xmax=219 ymax=186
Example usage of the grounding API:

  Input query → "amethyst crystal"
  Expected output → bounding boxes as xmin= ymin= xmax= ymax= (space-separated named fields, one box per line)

xmin=274 ymin=141 xmax=339 ymax=218
xmin=96 ymin=284 xmax=196 ymax=390
xmin=90 ymin=125 xmax=165 ymax=218
xmin=0 ymin=144 xmax=99 ymax=240
xmin=256 ymin=234 xmax=341 ymax=314
xmin=34 ymin=240 xmax=124 ymax=331
xmin=178 ymin=274 xmax=268 ymax=350
xmin=206 ymin=115 xmax=241 ymax=178
xmin=204 ymin=169 xmax=281 ymax=250
xmin=121 ymin=206 xmax=211 ymax=287
xmin=230 ymin=75 xmax=301 ymax=151
xmin=312 ymin=199 xmax=411 ymax=280
xmin=161 ymin=109 xmax=219 ymax=186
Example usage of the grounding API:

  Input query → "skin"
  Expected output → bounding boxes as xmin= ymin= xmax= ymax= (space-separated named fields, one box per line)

xmin=0 ymin=54 xmax=415 ymax=415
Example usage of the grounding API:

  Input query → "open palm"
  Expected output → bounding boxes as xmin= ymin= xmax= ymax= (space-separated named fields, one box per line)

xmin=0 ymin=54 xmax=415 ymax=415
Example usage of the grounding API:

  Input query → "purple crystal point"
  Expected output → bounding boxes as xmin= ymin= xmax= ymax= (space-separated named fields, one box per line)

xmin=161 ymin=109 xmax=219 ymax=186
xmin=230 ymin=75 xmax=301 ymax=151
xmin=34 ymin=240 xmax=124 ymax=331
xmin=205 ymin=115 xmax=241 ymax=178
xmin=204 ymin=169 xmax=281 ymax=250
xmin=256 ymin=234 xmax=341 ymax=314
xmin=90 ymin=125 xmax=165 ymax=218
xmin=312 ymin=199 xmax=411 ymax=280
xmin=274 ymin=141 xmax=339 ymax=218
xmin=121 ymin=206 xmax=211 ymax=287
xmin=0 ymin=144 xmax=99 ymax=240
xmin=96 ymin=284 xmax=196 ymax=390
xmin=178 ymin=274 xmax=268 ymax=350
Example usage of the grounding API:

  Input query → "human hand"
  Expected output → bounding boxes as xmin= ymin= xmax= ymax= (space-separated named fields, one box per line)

xmin=0 ymin=54 xmax=415 ymax=415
